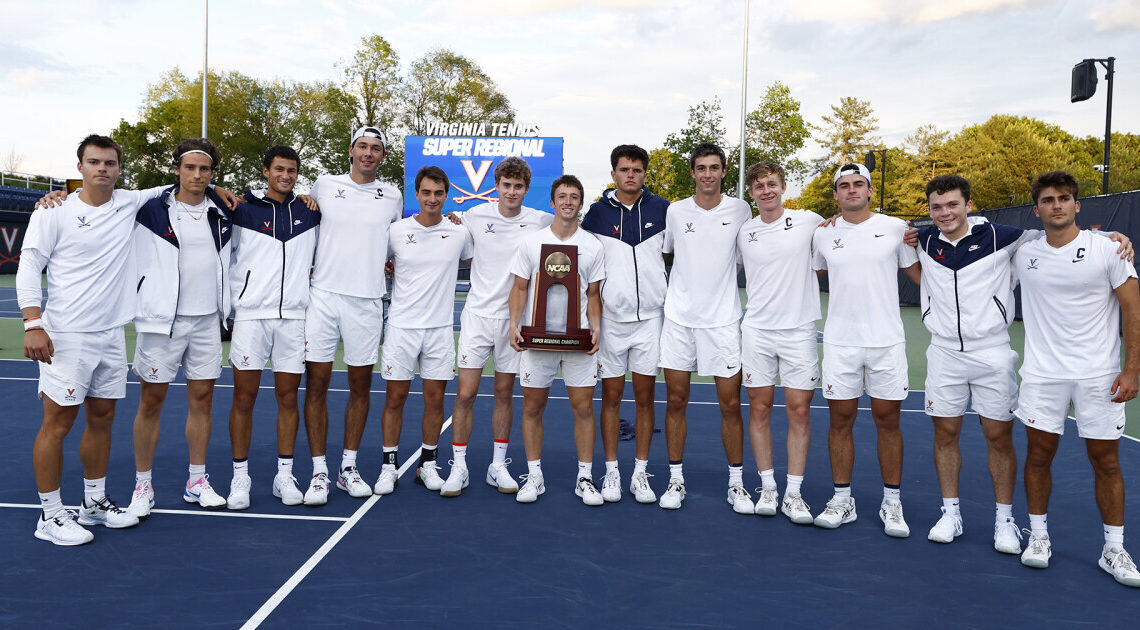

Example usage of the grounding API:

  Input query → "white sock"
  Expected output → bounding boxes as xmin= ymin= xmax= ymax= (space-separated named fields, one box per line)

xmin=883 ymin=485 xmax=901 ymax=503
xmin=786 ymin=474 xmax=803 ymax=496
xmin=1029 ymin=513 xmax=1048 ymax=536
xmin=452 ymin=442 xmax=468 ymax=467
xmin=1105 ymin=524 xmax=1125 ymax=552
xmin=834 ymin=484 xmax=852 ymax=499
xmin=728 ymin=464 xmax=743 ymax=487
xmin=341 ymin=449 xmax=358 ymax=471
xmin=493 ymin=440 xmax=509 ymax=464
xmin=188 ymin=463 xmax=206 ymax=484
xmin=83 ymin=477 xmax=105 ymax=503
xmin=578 ymin=460 xmax=593 ymax=480
xmin=759 ymin=468 xmax=776 ymax=490
xmin=633 ymin=458 xmax=648 ymax=474
xmin=669 ymin=462 xmax=684 ymax=482
xmin=942 ymin=497 xmax=960 ymax=516
xmin=527 ymin=459 xmax=542 ymax=478
xmin=996 ymin=502 xmax=1014 ymax=523
xmin=39 ymin=489 xmax=63 ymax=518
xmin=312 ymin=456 xmax=328 ymax=477
xmin=233 ymin=459 xmax=249 ymax=477
xmin=605 ymin=460 xmax=618 ymax=474
xmin=278 ymin=456 xmax=294 ymax=477
xmin=136 ymin=469 xmax=153 ymax=484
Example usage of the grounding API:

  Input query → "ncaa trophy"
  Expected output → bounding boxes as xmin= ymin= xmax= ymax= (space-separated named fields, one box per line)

xmin=519 ymin=243 xmax=592 ymax=351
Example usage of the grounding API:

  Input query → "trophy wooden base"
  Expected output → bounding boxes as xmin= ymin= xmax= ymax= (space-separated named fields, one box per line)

xmin=519 ymin=326 xmax=592 ymax=351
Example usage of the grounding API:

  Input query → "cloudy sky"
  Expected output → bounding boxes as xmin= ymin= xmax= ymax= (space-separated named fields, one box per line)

xmin=1 ymin=0 xmax=1136 ymax=197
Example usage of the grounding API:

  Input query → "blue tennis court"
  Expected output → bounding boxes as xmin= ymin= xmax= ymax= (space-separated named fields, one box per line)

xmin=2 ymin=350 xmax=1139 ymax=627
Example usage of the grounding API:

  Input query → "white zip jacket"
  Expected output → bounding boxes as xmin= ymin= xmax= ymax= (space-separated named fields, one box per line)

xmin=229 ymin=190 xmax=320 ymax=321
xmin=132 ymin=186 xmax=232 ymax=334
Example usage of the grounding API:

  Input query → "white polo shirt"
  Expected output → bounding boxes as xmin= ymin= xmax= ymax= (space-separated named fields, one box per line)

xmin=812 ymin=212 xmax=918 ymax=347
xmin=662 ymin=195 xmax=752 ymax=328
xmin=386 ymin=216 xmax=473 ymax=329
xmin=19 ymin=189 xmax=159 ymax=332
xmin=462 ymin=202 xmax=554 ymax=319
xmin=738 ymin=208 xmax=824 ymax=330
xmin=309 ymin=173 xmax=402 ymax=299
xmin=1013 ymin=230 xmax=1137 ymax=380
xmin=510 ymin=226 xmax=606 ymax=330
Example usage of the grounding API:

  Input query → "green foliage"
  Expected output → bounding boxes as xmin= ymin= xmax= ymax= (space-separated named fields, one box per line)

xmin=645 ymin=147 xmax=680 ymax=201
xmin=727 ymin=82 xmax=811 ymax=187
xmin=811 ymin=96 xmax=880 ymax=171
xmin=401 ymin=48 xmax=515 ymax=135
xmin=658 ymin=98 xmax=729 ymax=200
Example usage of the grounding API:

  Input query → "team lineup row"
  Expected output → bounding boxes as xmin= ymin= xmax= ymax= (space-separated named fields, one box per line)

xmin=18 ymin=128 xmax=1140 ymax=588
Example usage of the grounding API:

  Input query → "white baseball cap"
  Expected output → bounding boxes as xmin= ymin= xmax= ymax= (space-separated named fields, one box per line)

xmin=351 ymin=126 xmax=387 ymax=150
xmin=832 ymin=162 xmax=872 ymax=186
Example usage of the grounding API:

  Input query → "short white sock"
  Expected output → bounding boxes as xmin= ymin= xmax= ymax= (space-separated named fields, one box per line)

xmin=527 ymin=459 xmax=542 ymax=477
xmin=728 ymin=464 xmax=743 ymax=486
xmin=669 ymin=462 xmax=684 ymax=482
xmin=277 ymin=456 xmax=293 ymax=476
xmin=883 ymin=486 xmax=901 ymax=503
xmin=995 ymin=502 xmax=1014 ymax=523
xmin=834 ymin=484 xmax=852 ymax=499
xmin=312 ymin=456 xmax=328 ymax=477
xmin=759 ymin=468 xmax=776 ymax=490
xmin=341 ymin=449 xmax=358 ymax=471
xmin=233 ymin=459 xmax=249 ymax=477
xmin=942 ymin=497 xmax=960 ymax=516
xmin=452 ymin=442 xmax=468 ymax=467
xmin=1105 ymin=524 xmax=1125 ymax=551
xmin=188 ymin=463 xmax=206 ymax=485
xmin=605 ymin=460 xmax=618 ymax=474
xmin=83 ymin=477 xmax=105 ymax=503
xmin=39 ymin=489 xmax=63 ymax=518
xmin=578 ymin=460 xmax=593 ymax=480
xmin=493 ymin=440 xmax=509 ymax=464
xmin=135 ymin=469 xmax=153 ymax=484
xmin=1029 ymin=513 xmax=1048 ymax=536
xmin=633 ymin=458 xmax=648 ymax=474
xmin=786 ymin=474 xmax=803 ymax=496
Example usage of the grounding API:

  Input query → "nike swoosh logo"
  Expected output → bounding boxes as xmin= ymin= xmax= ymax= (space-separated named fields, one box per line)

xmin=1072 ymin=258 xmax=1085 ymax=263
xmin=442 ymin=235 xmax=450 ymax=238
xmin=722 ymin=222 xmax=732 ymax=226
xmin=784 ymin=225 xmax=793 ymax=230
xmin=968 ymin=245 xmax=980 ymax=251
xmin=1117 ymin=423 xmax=1126 ymax=430
xmin=874 ymin=234 xmax=885 ymax=238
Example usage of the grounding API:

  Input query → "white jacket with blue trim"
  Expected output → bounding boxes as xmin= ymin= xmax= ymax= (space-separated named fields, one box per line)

xmin=229 ymin=190 xmax=320 ymax=321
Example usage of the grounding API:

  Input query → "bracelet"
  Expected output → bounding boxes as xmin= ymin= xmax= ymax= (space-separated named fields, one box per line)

xmin=24 ymin=318 xmax=43 ymax=331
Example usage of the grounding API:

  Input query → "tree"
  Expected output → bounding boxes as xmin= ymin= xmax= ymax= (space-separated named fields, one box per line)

xmin=645 ymin=147 xmax=679 ymax=201
xmin=339 ymin=35 xmax=405 ymax=186
xmin=1080 ymin=132 xmax=1140 ymax=194
xmin=2 ymin=146 xmax=23 ymax=172
xmin=400 ymin=48 xmax=515 ymax=136
xmin=659 ymin=98 xmax=729 ymax=199
xmin=812 ymin=96 xmax=880 ymax=170
xmin=729 ymin=82 xmax=811 ymax=186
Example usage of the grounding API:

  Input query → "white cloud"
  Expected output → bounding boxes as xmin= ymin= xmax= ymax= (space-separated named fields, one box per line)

xmin=1086 ymin=0 xmax=1140 ymax=33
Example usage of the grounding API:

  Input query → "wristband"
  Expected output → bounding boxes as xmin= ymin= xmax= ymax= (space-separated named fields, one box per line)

xmin=24 ymin=318 xmax=43 ymax=331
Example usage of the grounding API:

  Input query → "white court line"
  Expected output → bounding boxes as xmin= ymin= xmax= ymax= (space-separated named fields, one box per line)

xmin=0 ymin=502 xmax=348 ymax=522
xmin=241 ymin=416 xmax=452 ymax=629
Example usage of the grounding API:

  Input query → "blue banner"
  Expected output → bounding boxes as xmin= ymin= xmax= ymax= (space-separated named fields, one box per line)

xmin=402 ymin=136 xmax=564 ymax=217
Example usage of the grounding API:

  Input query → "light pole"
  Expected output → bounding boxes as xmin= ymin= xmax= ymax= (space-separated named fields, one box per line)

xmin=202 ymin=0 xmax=209 ymax=138
xmin=864 ymin=149 xmax=887 ymax=212
xmin=1071 ymin=57 xmax=1115 ymax=194
xmin=736 ymin=0 xmax=750 ymax=199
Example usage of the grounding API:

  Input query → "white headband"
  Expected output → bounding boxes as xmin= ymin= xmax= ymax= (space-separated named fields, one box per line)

xmin=178 ymin=149 xmax=214 ymax=163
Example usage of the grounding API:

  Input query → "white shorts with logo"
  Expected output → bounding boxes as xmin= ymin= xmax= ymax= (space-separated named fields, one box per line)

xmin=38 ymin=327 xmax=127 ymax=405
xmin=597 ymin=316 xmax=662 ymax=379
xmin=519 ymin=349 xmax=597 ymax=389
xmin=457 ymin=309 xmax=521 ymax=374
xmin=1016 ymin=374 xmax=1127 ymax=440
xmin=305 ymin=286 xmax=384 ymax=366
xmin=658 ymin=318 xmax=741 ymax=378
xmin=381 ymin=324 xmax=456 ymax=381
xmin=741 ymin=322 xmax=819 ymax=390
xmin=133 ymin=314 xmax=223 ymax=383
xmin=821 ymin=342 xmax=909 ymax=401
xmin=230 ymin=318 xmax=306 ymax=374
xmin=925 ymin=344 xmax=1017 ymax=420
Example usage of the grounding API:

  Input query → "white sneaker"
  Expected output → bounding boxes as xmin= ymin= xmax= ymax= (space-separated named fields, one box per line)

xmin=127 ymin=480 xmax=154 ymax=519
xmin=629 ymin=470 xmax=656 ymax=504
xmin=753 ymin=486 xmax=779 ymax=516
xmin=373 ymin=466 xmax=398 ymax=495
xmin=185 ymin=475 xmax=227 ymax=510
xmin=576 ymin=477 xmax=604 ymax=506
xmin=78 ymin=496 xmax=139 ymax=529
xmin=781 ymin=493 xmax=814 ymax=524
xmin=601 ymin=468 xmax=621 ymax=503
xmin=727 ymin=483 xmax=753 ymax=514
xmin=336 ymin=466 xmax=372 ymax=498
xmin=35 ymin=510 xmax=93 ymax=546
xmin=994 ymin=519 xmax=1023 ymax=554
xmin=227 ymin=475 xmax=252 ymax=510
xmin=1100 ymin=548 xmax=1140 ymax=587
xmin=416 ymin=461 xmax=445 ymax=491
xmin=1021 ymin=529 xmax=1052 ymax=568
xmin=659 ymin=478 xmax=686 ymax=510
xmin=516 ymin=473 xmax=545 ymax=503
xmin=272 ymin=474 xmax=304 ymax=506
xmin=880 ymin=500 xmax=910 ymax=538
xmin=814 ymin=496 xmax=857 ymax=529
xmin=927 ymin=507 xmax=963 ymax=543
xmin=486 ymin=460 xmax=519 ymax=494
xmin=303 ymin=473 xmax=330 ymax=506
xmin=440 ymin=462 xmax=469 ymax=497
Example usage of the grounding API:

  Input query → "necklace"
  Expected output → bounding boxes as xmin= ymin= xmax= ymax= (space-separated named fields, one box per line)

xmin=177 ymin=200 xmax=207 ymax=221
